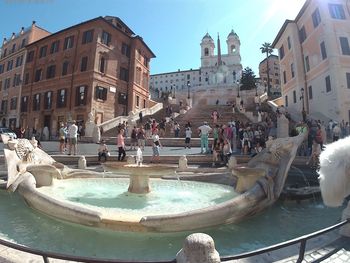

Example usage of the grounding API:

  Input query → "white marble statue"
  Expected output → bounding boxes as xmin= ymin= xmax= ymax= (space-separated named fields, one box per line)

xmin=319 ymin=136 xmax=350 ymax=236
xmin=85 ymin=112 xmax=96 ymax=137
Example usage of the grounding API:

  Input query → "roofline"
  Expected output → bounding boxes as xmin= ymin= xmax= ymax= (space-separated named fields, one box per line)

xmin=259 ymin=54 xmax=279 ymax=65
xmin=271 ymin=0 xmax=311 ymax=48
xmin=151 ymin=68 xmax=200 ymax=77
xmin=133 ymin=35 xmax=156 ymax=58
xmin=103 ymin=16 xmax=135 ymax=35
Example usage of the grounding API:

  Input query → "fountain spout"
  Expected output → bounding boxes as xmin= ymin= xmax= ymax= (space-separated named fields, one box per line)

xmin=136 ymin=147 xmax=143 ymax=166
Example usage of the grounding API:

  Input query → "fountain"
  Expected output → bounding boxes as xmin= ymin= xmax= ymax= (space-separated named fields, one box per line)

xmin=2 ymin=132 xmax=306 ymax=233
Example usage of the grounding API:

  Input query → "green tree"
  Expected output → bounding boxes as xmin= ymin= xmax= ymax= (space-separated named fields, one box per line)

xmin=240 ymin=67 xmax=256 ymax=90
xmin=260 ymin=42 xmax=273 ymax=97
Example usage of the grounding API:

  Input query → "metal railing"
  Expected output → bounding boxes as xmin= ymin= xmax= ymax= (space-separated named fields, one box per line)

xmin=0 ymin=218 xmax=348 ymax=263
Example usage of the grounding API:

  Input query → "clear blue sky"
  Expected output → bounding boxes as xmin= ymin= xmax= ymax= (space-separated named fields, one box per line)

xmin=0 ymin=0 xmax=305 ymax=75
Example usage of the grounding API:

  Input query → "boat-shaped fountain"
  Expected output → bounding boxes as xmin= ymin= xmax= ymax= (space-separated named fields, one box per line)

xmin=2 ymin=132 xmax=305 ymax=233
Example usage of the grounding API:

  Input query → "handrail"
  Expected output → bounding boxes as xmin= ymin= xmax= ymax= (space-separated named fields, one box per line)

xmin=221 ymin=218 xmax=349 ymax=261
xmin=0 ymin=219 xmax=348 ymax=263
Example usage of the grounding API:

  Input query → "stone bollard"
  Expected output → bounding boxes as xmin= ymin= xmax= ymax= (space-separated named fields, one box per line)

xmin=179 ymin=155 xmax=188 ymax=170
xmin=176 ymin=233 xmax=221 ymax=263
xmin=127 ymin=155 xmax=136 ymax=165
xmin=78 ymin=156 xmax=87 ymax=169
xmin=228 ymin=156 xmax=237 ymax=169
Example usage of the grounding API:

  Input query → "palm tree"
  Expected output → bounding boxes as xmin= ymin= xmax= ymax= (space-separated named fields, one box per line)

xmin=260 ymin=42 xmax=273 ymax=98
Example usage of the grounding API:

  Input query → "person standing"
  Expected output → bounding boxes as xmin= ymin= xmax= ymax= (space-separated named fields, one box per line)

xmin=58 ymin=123 xmax=67 ymax=153
xmin=185 ymin=126 xmax=192 ymax=149
xmin=117 ymin=128 xmax=126 ymax=161
xmin=198 ymin=122 xmax=212 ymax=154
xmin=137 ymin=125 xmax=146 ymax=150
xmin=68 ymin=121 xmax=78 ymax=155
xmin=139 ymin=111 xmax=143 ymax=124
xmin=151 ymin=128 xmax=162 ymax=163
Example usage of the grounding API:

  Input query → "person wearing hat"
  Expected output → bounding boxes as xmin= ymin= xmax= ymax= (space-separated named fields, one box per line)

xmin=198 ymin=121 xmax=212 ymax=154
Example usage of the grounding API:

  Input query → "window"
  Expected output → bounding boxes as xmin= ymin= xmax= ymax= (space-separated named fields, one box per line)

xmin=62 ymin=61 xmax=69 ymax=76
xmin=121 ymin=43 xmax=130 ymax=57
xmin=283 ymin=71 xmax=287 ymax=84
xmin=11 ymin=44 xmax=16 ymax=53
xmin=21 ymin=96 xmax=28 ymax=112
xmin=299 ymin=26 xmax=307 ymax=43
xmin=82 ymin=30 xmax=94 ymax=44
xmin=320 ymin=41 xmax=327 ymax=60
xmin=75 ymin=85 xmax=87 ymax=106
xmin=142 ymin=72 xmax=148 ymax=88
xmin=328 ymin=3 xmax=345 ymax=20
xmin=95 ymin=86 xmax=107 ymax=100
xmin=57 ymin=89 xmax=67 ymax=108
xmin=287 ymin=36 xmax=291 ymax=49
xmin=81 ymin=56 xmax=88 ymax=72
xmin=143 ymin=56 xmax=148 ymax=67
xmin=325 ymin=75 xmax=331 ymax=92
xmin=27 ymin=50 xmax=34 ymax=63
xmin=21 ymin=38 xmax=26 ymax=48
xmin=120 ymin=67 xmax=129 ymax=81
xmin=99 ymin=56 xmax=106 ymax=73
xmin=39 ymin=45 xmax=47 ymax=58
xmin=346 ymin=72 xmax=350 ymax=89
xmin=204 ymin=48 xmax=209 ymax=56
xmin=7 ymin=60 xmax=13 ymax=71
xmin=0 ymin=64 xmax=3 ymax=74
xmin=312 ymin=8 xmax=321 ymax=28
xmin=10 ymin=97 xmax=17 ymax=110
xmin=34 ymin=68 xmax=42 ymax=82
xmin=279 ymin=45 xmax=285 ymax=59
xmin=46 ymin=65 xmax=56 ymax=79
xmin=32 ymin=93 xmax=41 ymax=111
xmin=1 ymin=100 xmax=8 ymax=114
xmin=293 ymin=90 xmax=296 ymax=103
xmin=16 ymin=55 xmax=23 ymax=67
xmin=4 ymin=78 xmax=10 ymax=90
xmin=291 ymin=63 xmax=295 ymax=78
xmin=305 ymin=56 xmax=310 ymax=72
xmin=285 ymin=95 xmax=288 ymax=107
xmin=63 ymin=35 xmax=74 ymax=50
xmin=24 ymin=73 xmax=29 ymax=84
xmin=135 ymin=67 xmax=141 ymax=85
xmin=44 ymin=91 xmax=52 ymax=109
xmin=340 ymin=37 xmax=350 ymax=55
xmin=13 ymin=74 xmax=21 ymax=87
xmin=308 ymin=86 xmax=313 ymax=99
xmin=136 ymin=95 xmax=140 ymax=107
xmin=50 ymin=40 xmax=60 ymax=54
xmin=0 ymin=80 xmax=2 ymax=91
xmin=101 ymin=31 xmax=111 ymax=46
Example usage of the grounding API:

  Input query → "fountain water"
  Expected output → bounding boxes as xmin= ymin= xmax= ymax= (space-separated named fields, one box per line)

xmin=2 ymin=132 xmax=306 ymax=233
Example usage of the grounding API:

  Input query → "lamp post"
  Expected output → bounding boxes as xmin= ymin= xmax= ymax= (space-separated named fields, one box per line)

xmin=170 ymin=85 xmax=173 ymax=98
xmin=300 ymin=87 xmax=306 ymax=122
xmin=187 ymin=81 xmax=191 ymax=99
xmin=173 ymin=85 xmax=176 ymax=98
xmin=236 ymin=80 xmax=240 ymax=98
xmin=263 ymin=80 xmax=267 ymax=93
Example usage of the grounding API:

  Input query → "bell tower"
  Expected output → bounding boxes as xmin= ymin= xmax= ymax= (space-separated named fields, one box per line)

xmin=226 ymin=29 xmax=240 ymax=55
xmin=200 ymin=32 xmax=215 ymax=68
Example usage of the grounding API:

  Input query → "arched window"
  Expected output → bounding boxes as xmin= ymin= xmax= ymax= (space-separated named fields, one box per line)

xmin=204 ymin=48 xmax=209 ymax=56
xmin=99 ymin=56 xmax=105 ymax=73
xmin=231 ymin=45 xmax=236 ymax=53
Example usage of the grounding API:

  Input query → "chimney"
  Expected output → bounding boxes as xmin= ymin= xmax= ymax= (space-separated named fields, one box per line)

xmin=11 ymin=33 xmax=15 ymax=40
xmin=20 ymin=27 xmax=24 ymax=35
xmin=3 ymin=38 xmax=7 ymax=45
xmin=32 ymin=20 xmax=36 ymax=26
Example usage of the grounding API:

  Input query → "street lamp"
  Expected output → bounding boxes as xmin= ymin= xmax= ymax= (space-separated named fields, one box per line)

xmin=236 ymin=80 xmax=240 ymax=97
xmin=300 ymin=87 xmax=306 ymax=122
xmin=187 ymin=81 xmax=191 ymax=99
xmin=263 ymin=80 xmax=267 ymax=93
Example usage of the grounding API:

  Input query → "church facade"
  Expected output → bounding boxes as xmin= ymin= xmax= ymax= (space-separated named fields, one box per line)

xmin=149 ymin=30 xmax=243 ymax=101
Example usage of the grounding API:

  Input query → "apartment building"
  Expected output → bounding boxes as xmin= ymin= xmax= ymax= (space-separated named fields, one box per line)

xmin=272 ymin=0 xmax=350 ymax=122
xmin=0 ymin=21 xmax=50 ymax=129
xmin=258 ymin=54 xmax=281 ymax=97
xmin=20 ymin=16 xmax=155 ymax=136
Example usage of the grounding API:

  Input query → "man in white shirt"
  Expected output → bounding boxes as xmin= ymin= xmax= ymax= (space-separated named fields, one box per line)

xmin=198 ymin=122 xmax=212 ymax=154
xmin=68 ymin=121 xmax=78 ymax=155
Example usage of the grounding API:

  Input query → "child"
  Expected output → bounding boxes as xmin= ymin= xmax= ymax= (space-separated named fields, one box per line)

xmin=98 ymin=140 xmax=109 ymax=162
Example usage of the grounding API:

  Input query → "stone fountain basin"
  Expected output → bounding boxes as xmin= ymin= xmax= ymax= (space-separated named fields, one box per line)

xmin=17 ymin=172 xmax=266 ymax=233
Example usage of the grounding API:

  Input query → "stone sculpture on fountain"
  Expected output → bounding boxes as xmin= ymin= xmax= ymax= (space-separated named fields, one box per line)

xmin=318 ymin=136 xmax=350 ymax=236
